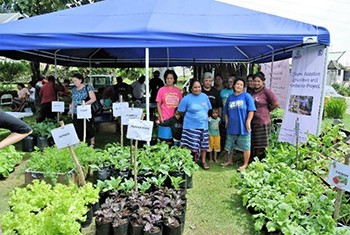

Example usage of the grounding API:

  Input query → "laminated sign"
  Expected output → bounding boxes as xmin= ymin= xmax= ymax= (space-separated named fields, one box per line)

xmin=77 ymin=105 xmax=92 ymax=119
xmin=112 ymin=102 xmax=129 ymax=117
xmin=51 ymin=124 xmax=80 ymax=149
xmin=121 ymin=107 xmax=142 ymax=125
xmin=327 ymin=160 xmax=350 ymax=192
xmin=52 ymin=101 xmax=65 ymax=112
xmin=127 ymin=119 xmax=154 ymax=142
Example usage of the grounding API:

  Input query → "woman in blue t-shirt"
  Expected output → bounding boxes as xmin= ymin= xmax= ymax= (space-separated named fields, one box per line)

xmin=178 ymin=79 xmax=212 ymax=170
xmin=222 ymin=77 xmax=256 ymax=171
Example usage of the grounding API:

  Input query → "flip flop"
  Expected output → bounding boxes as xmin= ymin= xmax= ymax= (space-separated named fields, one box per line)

xmin=221 ymin=162 xmax=233 ymax=167
xmin=202 ymin=162 xmax=210 ymax=170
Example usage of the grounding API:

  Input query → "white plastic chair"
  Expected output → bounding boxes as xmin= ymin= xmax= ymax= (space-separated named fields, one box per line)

xmin=0 ymin=94 xmax=13 ymax=106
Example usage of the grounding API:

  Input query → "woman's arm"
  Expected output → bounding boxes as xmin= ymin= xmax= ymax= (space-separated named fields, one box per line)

xmin=246 ymin=111 xmax=254 ymax=132
xmin=157 ymin=102 xmax=163 ymax=122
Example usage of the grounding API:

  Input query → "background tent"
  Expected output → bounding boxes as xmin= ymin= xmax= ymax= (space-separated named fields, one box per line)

xmin=0 ymin=0 xmax=329 ymax=67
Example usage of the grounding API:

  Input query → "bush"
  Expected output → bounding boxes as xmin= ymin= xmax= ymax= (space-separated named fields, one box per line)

xmin=324 ymin=97 xmax=347 ymax=119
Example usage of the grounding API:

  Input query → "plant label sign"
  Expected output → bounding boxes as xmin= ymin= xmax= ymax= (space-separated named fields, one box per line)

xmin=51 ymin=124 xmax=80 ymax=149
xmin=77 ymin=105 xmax=92 ymax=119
xmin=327 ymin=160 xmax=350 ymax=192
xmin=127 ymin=119 xmax=154 ymax=142
xmin=121 ymin=108 xmax=142 ymax=125
xmin=51 ymin=101 xmax=65 ymax=112
xmin=112 ymin=102 xmax=129 ymax=117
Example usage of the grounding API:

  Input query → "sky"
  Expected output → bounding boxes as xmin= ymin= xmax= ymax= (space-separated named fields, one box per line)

xmin=218 ymin=0 xmax=350 ymax=66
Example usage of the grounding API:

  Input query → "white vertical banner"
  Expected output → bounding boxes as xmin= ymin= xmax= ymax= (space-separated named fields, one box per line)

xmin=260 ymin=59 xmax=291 ymax=109
xmin=279 ymin=46 xmax=326 ymax=145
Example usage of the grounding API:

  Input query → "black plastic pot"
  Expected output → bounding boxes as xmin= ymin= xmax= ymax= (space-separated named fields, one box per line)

xmin=96 ymin=220 xmax=112 ymax=235
xmin=186 ymin=175 xmax=193 ymax=188
xmin=92 ymin=201 xmax=101 ymax=214
xmin=112 ymin=219 xmax=129 ymax=235
xmin=129 ymin=221 xmax=143 ymax=235
xmin=144 ymin=225 xmax=162 ymax=235
xmin=98 ymin=167 xmax=111 ymax=181
xmin=80 ymin=206 xmax=93 ymax=228
xmin=163 ymin=223 xmax=182 ymax=235
xmin=36 ymin=136 xmax=48 ymax=151
xmin=22 ymin=135 xmax=35 ymax=152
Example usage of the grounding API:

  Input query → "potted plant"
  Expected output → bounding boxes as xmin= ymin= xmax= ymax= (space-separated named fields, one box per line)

xmin=95 ymin=198 xmax=114 ymax=235
xmin=0 ymin=145 xmax=23 ymax=178
xmin=31 ymin=120 xmax=57 ymax=150
xmin=143 ymin=212 xmax=162 ymax=235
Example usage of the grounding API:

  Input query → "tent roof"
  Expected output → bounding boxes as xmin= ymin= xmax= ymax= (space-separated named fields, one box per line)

xmin=0 ymin=0 xmax=330 ymax=67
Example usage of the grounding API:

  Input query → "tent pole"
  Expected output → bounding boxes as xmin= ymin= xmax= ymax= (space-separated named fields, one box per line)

xmin=267 ymin=45 xmax=274 ymax=89
xmin=54 ymin=49 xmax=60 ymax=79
xmin=145 ymin=48 xmax=150 ymax=123
xmin=317 ymin=46 xmax=329 ymax=135
xmin=167 ymin=48 xmax=170 ymax=68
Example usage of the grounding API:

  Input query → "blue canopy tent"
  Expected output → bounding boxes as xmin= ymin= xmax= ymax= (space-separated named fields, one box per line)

xmin=0 ymin=0 xmax=330 ymax=121
xmin=0 ymin=0 xmax=329 ymax=67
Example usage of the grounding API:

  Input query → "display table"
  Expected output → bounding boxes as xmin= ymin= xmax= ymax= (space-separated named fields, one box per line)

xmin=6 ymin=111 xmax=33 ymax=119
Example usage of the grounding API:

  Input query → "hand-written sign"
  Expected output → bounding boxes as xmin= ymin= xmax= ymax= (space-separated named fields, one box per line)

xmin=327 ymin=160 xmax=350 ymax=192
xmin=51 ymin=124 xmax=80 ymax=149
xmin=121 ymin=108 xmax=142 ymax=125
xmin=77 ymin=105 xmax=92 ymax=119
xmin=127 ymin=119 xmax=154 ymax=142
xmin=113 ymin=102 xmax=129 ymax=117
xmin=52 ymin=101 xmax=65 ymax=112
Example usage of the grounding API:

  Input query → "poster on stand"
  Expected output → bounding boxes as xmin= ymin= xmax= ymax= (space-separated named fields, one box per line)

xmin=77 ymin=105 xmax=92 ymax=119
xmin=52 ymin=101 xmax=65 ymax=112
xmin=327 ymin=160 xmax=350 ymax=192
xmin=51 ymin=124 xmax=80 ymax=149
xmin=260 ymin=59 xmax=291 ymax=109
xmin=113 ymin=102 xmax=129 ymax=117
xmin=278 ymin=46 xmax=326 ymax=145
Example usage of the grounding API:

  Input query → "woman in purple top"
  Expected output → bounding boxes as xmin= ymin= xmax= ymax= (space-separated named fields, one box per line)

xmin=249 ymin=72 xmax=279 ymax=159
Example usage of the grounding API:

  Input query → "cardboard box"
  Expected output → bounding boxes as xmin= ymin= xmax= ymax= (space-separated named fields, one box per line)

xmin=98 ymin=122 xmax=117 ymax=133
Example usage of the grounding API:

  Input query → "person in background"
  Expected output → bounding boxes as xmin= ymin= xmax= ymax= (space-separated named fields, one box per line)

xmin=208 ymin=108 xmax=221 ymax=163
xmin=178 ymin=79 xmax=212 ymax=170
xmin=214 ymin=74 xmax=225 ymax=92
xmin=71 ymin=73 xmax=97 ymax=147
xmin=150 ymin=70 xmax=164 ymax=103
xmin=202 ymin=72 xmax=222 ymax=117
xmin=157 ymin=108 xmax=183 ymax=147
xmin=27 ymin=81 xmax=36 ymax=104
xmin=114 ymin=76 xmax=132 ymax=102
xmin=156 ymin=69 xmax=182 ymax=143
xmin=250 ymin=72 xmax=279 ymax=159
xmin=221 ymin=77 xmax=256 ymax=171
xmin=0 ymin=110 xmax=32 ymax=149
xmin=12 ymin=83 xmax=29 ymax=111
xmin=131 ymin=75 xmax=146 ymax=102
xmin=246 ymin=74 xmax=254 ymax=94
xmin=37 ymin=75 xmax=64 ymax=122
xmin=34 ymin=75 xmax=45 ymax=114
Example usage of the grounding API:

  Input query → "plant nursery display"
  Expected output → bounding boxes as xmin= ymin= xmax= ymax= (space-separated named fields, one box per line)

xmin=2 ymin=180 xmax=99 ymax=235
xmin=0 ymin=145 xmax=23 ymax=178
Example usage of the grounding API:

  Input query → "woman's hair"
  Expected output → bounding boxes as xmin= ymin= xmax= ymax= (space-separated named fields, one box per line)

xmin=189 ymin=79 xmax=201 ymax=93
xmin=246 ymin=74 xmax=254 ymax=80
xmin=233 ymin=77 xmax=246 ymax=88
xmin=163 ymin=69 xmax=178 ymax=84
xmin=17 ymin=83 xmax=25 ymax=89
xmin=253 ymin=72 xmax=265 ymax=81
xmin=73 ymin=73 xmax=84 ymax=83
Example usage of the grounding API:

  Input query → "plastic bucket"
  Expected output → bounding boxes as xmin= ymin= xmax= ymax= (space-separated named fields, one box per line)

xmin=158 ymin=126 xmax=172 ymax=139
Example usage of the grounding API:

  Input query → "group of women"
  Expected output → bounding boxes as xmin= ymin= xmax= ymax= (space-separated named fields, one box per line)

xmin=156 ymin=70 xmax=279 ymax=171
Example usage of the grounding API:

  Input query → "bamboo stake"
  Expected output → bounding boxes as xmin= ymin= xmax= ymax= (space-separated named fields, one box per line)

xmin=82 ymin=101 xmax=86 ymax=143
xmin=333 ymin=154 xmax=350 ymax=220
xmin=134 ymin=139 xmax=138 ymax=191
xmin=120 ymin=95 xmax=123 ymax=146
xmin=59 ymin=121 xmax=86 ymax=186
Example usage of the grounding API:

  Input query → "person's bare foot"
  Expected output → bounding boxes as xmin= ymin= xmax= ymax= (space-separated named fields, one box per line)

xmin=238 ymin=165 xmax=248 ymax=172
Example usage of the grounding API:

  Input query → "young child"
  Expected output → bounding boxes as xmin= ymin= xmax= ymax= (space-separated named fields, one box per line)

xmin=158 ymin=108 xmax=183 ymax=146
xmin=208 ymin=108 xmax=221 ymax=162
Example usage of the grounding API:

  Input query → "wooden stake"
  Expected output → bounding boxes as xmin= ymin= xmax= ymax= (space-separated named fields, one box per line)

xmin=120 ymin=95 xmax=123 ymax=146
xmin=134 ymin=139 xmax=138 ymax=191
xmin=59 ymin=121 xmax=86 ymax=186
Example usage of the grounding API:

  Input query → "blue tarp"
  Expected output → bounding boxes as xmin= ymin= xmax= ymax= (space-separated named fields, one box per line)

xmin=0 ymin=0 xmax=330 ymax=67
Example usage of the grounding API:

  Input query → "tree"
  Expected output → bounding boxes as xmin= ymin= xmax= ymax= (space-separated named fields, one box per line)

xmin=0 ymin=61 xmax=31 ymax=82
xmin=0 ymin=0 xmax=97 ymax=81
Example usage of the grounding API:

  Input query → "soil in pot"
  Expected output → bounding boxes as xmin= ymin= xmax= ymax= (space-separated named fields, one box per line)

xmin=144 ymin=225 xmax=162 ymax=235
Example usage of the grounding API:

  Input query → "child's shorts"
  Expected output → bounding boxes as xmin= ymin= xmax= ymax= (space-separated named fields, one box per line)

xmin=208 ymin=135 xmax=220 ymax=152
xmin=224 ymin=134 xmax=250 ymax=153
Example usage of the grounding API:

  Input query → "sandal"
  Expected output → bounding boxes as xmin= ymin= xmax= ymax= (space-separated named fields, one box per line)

xmin=202 ymin=162 xmax=210 ymax=170
xmin=221 ymin=162 xmax=233 ymax=167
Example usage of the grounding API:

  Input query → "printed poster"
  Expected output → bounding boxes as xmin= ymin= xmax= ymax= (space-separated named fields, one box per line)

xmin=328 ymin=160 xmax=350 ymax=192
xmin=126 ymin=119 xmax=154 ymax=142
xmin=121 ymin=107 xmax=143 ymax=125
xmin=279 ymin=46 xmax=326 ymax=145
xmin=260 ymin=59 xmax=291 ymax=109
